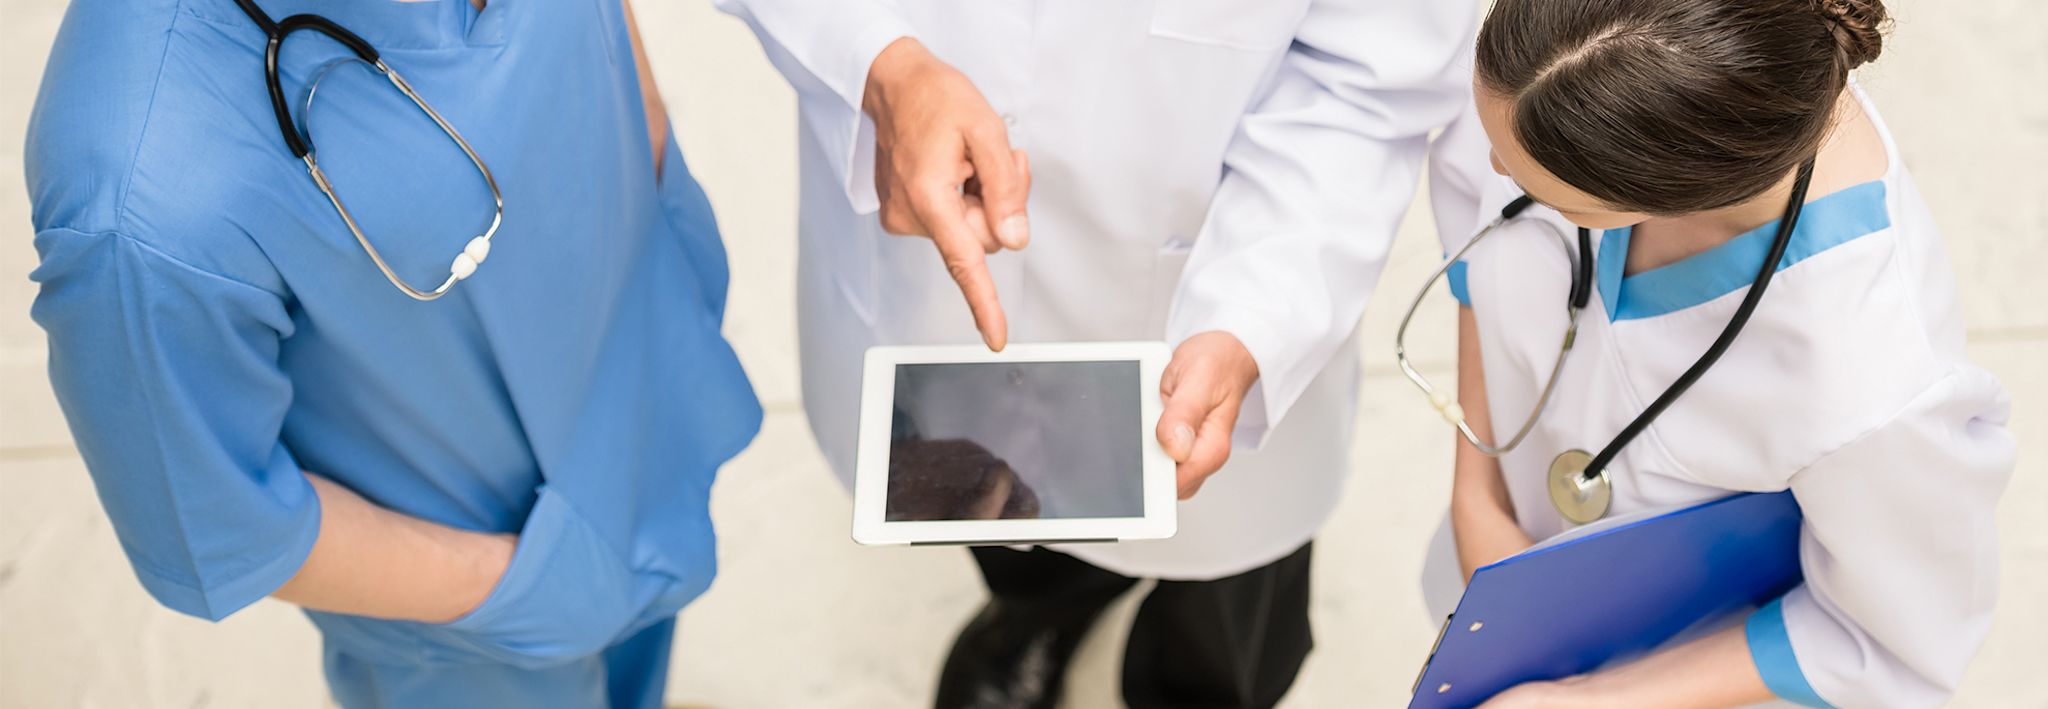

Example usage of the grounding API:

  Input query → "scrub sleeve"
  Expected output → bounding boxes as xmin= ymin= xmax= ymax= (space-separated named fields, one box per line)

xmin=1743 ymin=370 xmax=2013 ymax=708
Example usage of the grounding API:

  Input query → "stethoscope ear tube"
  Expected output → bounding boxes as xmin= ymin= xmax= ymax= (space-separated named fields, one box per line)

xmin=1395 ymin=200 xmax=1584 ymax=458
xmin=276 ymin=15 xmax=381 ymax=64
xmin=236 ymin=0 xmax=380 ymax=158
xmin=1500 ymin=194 xmax=1537 ymax=221
xmin=1569 ymin=228 xmax=1593 ymax=310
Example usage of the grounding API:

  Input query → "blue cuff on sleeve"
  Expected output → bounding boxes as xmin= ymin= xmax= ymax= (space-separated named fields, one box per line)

xmin=1747 ymin=598 xmax=1836 ymax=708
xmin=1447 ymin=260 xmax=1472 ymax=307
xmin=131 ymin=499 xmax=321 ymax=622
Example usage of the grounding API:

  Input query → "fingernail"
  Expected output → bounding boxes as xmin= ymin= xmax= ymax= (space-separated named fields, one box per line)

xmin=999 ymin=215 xmax=1030 ymax=249
xmin=1170 ymin=424 xmax=1194 ymax=456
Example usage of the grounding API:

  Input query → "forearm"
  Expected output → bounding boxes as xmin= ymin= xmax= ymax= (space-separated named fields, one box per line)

xmin=273 ymin=473 xmax=514 ymax=624
xmin=1543 ymin=626 xmax=1774 ymax=709
xmin=1450 ymin=306 xmax=1531 ymax=579
xmin=1450 ymin=467 xmax=1529 ymax=580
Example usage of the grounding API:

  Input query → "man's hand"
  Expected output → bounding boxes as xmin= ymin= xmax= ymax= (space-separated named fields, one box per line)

xmin=863 ymin=37 xmax=1031 ymax=351
xmin=1156 ymin=332 xmax=1261 ymax=499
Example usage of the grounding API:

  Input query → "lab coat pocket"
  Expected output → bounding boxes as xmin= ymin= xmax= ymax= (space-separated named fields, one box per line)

xmin=1149 ymin=0 xmax=1311 ymax=51
xmin=428 ymin=487 xmax=675 ymax=669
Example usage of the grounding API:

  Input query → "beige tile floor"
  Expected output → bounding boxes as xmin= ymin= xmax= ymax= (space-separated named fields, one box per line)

xmin=1 ymin=0 xmax=2042 ymax=707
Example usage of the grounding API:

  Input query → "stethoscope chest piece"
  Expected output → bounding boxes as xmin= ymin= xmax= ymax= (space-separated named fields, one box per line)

xmin=1547 ymin=449 xmax=1610 ymax=525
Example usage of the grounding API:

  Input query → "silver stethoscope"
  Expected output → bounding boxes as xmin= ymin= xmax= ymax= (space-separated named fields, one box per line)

xmin=233 ymin=0 xmax=504 ymax=301
xmin=1395 ymin=159 xmax=1816 ymax=524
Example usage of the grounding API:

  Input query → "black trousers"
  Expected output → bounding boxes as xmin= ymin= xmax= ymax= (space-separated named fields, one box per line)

xmin=967 ymin=543 xmax=1315 ymax=709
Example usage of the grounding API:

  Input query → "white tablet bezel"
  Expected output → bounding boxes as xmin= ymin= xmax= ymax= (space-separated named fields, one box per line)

xmin=853 ymin=342 xmax=1178 ymax=546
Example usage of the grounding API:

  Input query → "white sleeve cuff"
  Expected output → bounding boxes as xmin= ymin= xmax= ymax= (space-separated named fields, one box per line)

xmin=823 ymin=22 xmax=910 ymax=214
xmin=1171 ymin=309 xmax=1304 ymax=452
xmin=713 ymin=0 xmax=912 ymax=213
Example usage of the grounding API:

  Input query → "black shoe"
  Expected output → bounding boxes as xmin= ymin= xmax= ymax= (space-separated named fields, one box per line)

xmin=932 ymin=599 xmax=1107 ymax=709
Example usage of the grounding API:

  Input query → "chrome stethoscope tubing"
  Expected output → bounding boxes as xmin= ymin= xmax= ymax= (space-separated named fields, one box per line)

xmin=235 ymin=0 xmax=504 ymax=302
xmin=298 ymin=58 xmax=504 ymax=301
xmin=1394 ymin=199 xmax=1588 ymax=457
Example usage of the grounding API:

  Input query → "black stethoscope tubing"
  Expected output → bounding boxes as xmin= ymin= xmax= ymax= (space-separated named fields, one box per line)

xmin=231 ymin=0 xmax=379 ymax=159
xmin=1515 ymin=158 xmax=1818 ymax=485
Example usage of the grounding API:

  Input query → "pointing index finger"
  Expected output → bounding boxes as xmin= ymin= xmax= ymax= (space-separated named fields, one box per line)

xmin=915 ymin=183 xmax=1010 ymax=351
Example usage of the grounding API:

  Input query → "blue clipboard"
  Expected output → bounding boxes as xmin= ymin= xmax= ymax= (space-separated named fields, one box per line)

xmin=1409 ymin=492 xmax=1804 ymax=709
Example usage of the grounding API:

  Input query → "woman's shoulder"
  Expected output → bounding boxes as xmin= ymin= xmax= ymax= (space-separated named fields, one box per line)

xmin=1645 ymin=171 xmax=1975 ymax=488
xmin=27 ymin=0 xmax=292 ymax=290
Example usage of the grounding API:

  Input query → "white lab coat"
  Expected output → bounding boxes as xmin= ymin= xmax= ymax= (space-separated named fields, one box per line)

xmin=717 ymin=0 xmax=1477 ymax=579
xmin=1424 ymin=87 xmax=2016 ymax=707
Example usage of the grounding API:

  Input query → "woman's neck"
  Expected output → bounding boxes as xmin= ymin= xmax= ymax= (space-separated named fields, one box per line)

xmin=1624 ymin=91 xmax=1887 ymax=277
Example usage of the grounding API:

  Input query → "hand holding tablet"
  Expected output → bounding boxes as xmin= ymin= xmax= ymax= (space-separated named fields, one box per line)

xmin=853 ymin=342 xmax=1178 ymax=546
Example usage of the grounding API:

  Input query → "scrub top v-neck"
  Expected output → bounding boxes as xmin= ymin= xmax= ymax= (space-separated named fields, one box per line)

xmin=26 ymin=0 xmax=760 ymax=706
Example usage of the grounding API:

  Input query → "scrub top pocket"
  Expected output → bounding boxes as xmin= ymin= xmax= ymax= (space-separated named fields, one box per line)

xmin=1148 ymin=0 xmax=1310 ymax=51
xmin=423 ymin=487 xmax=692 ymax=669
xmin=303 ymin=486 xmax=699 ymax=671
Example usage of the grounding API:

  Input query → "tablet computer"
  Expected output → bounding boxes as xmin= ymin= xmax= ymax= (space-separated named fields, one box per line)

xmin=852 ymin=342 xmax=1178 ymax=546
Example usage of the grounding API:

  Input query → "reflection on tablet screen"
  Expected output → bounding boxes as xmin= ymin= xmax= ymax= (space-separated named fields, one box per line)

xmin=886 ymin=361 xmax=1144 ymax=522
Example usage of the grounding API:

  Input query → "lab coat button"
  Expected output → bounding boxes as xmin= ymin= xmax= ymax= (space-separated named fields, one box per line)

xmin=1002 ymin=113 xmax=1018 ymax=126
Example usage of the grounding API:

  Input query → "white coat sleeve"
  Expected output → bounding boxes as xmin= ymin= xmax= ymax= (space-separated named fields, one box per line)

xmin=1746 ymin=368 xmax=2015 ymax=708
xmin=1426 ymin=101 xmax=1495 ymax=261
xmin=1167 ymin=0 xmax=1478 ymax=447
xmin=713 ymin=0 xmax=913 ymax=214
xmin=1425 ymin=102 xmax=1494 ymax=309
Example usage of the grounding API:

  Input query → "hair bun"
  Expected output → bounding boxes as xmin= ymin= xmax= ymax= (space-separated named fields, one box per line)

xmin=1819 ymin=0 xmax=1888 ymax=69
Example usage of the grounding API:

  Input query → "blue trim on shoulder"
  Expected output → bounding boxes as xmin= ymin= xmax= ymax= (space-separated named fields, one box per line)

xmin=1447 ymin=260 xmax=1472 ymax=306
xmin=1747 ymin=598 xmax=1837 ymax=708
xmin=1599 ymin=181 xmax=1890 ymax=321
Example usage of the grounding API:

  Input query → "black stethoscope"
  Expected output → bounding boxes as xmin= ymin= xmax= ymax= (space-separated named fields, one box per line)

xmin=231 ymin=0 xmax=504 ymax=301
xmin=1396 ymin=159 xmax=1817 ymax=523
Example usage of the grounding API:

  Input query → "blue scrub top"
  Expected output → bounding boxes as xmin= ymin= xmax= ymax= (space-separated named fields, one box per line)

xmin=25 ymin=0 xmax=761 ymax=705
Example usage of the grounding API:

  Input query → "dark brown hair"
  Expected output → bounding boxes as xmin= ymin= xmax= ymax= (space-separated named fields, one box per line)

xmin=1476 ymin=0 xmax=1889 ymax=215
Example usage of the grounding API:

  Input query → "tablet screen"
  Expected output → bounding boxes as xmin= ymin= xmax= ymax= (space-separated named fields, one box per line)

xmin=886 ymin=360 xmax=1145 ymax=522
